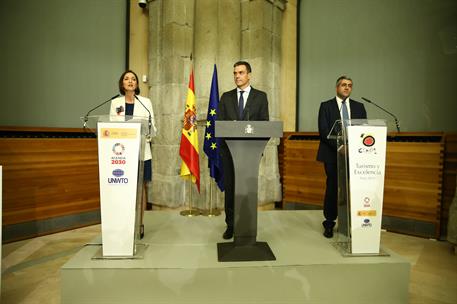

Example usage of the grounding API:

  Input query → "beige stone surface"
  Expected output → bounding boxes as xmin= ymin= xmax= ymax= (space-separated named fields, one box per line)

xmin=280 ymin=0 xmax=297 ymax=131
xmin=2 ymin=212 xmax=456 ymax=303
xmin=147 ymin=0 xmax=285 ymax=209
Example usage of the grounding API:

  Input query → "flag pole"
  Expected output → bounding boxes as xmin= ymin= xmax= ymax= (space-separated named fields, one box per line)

xmin=201 ymin=63 xmax=222 ymax=217
xmin=201 ymin=179 xmax=221 ymax=217
xmin=180 ymin=178 xmax=200 ymax=216
xmin=179 ymin=53 xmax=200 ymax=217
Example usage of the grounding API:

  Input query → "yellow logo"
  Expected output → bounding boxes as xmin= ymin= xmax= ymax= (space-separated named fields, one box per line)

xmin=101 ymin=128 xmax=137 ymax=139
xmin=357 ymin=210 xmax=377 ymax=216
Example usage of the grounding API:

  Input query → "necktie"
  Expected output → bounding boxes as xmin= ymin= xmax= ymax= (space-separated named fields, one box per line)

xmin=238 ymin=91 xmax=244 ymax=119
xmin=341 ymin=99 xmax=349 ymax=127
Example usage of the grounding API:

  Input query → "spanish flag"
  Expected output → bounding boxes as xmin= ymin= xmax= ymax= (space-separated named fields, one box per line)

xmin=179 ymin=68 xmax=200 ymax=192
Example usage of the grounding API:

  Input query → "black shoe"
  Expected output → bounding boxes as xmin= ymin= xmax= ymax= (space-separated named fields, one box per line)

xmin=140 ymin=224 xmax=145 ymax=239
xmin=323 ymin=227 xmax=333 ymax=238
xmin=222 ymin=227 xmax=233 ymax=239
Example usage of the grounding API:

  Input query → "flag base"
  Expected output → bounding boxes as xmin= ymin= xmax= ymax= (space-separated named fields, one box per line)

xmin=200 ymin=209 xmax=221 ymax=217
xmin=180 ymin=209 xmax=200 ymax=217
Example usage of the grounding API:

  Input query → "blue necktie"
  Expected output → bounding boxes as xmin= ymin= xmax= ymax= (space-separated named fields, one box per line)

xmin=238 ymin=91 xmax=244 ymax=119
xmin=342 ymin=99 xmax=349 ymax=127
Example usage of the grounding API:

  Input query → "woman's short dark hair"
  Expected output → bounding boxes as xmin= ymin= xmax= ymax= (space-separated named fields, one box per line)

xmin=233 ymin=61 xmax=252 ymax=73
xmin=118 ymin=70 xmax=140 ymax=95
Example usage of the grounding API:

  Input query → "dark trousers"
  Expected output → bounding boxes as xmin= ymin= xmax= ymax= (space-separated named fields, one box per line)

xmin=221 ymin=147 xmax=235 ymax=228
xmin=323 ymin=162 xmax=338 ymax=228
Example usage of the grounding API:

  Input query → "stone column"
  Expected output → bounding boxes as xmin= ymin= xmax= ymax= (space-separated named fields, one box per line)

xmin=280 ymin=0 xmax=297 ymax=132
xmin=148 ymin=0 xmax=285 ymax=208
xmin=240 ymin=0 xmax=286 ymax=204
xmin=148 ymin=0 xmax=195 ymax=207
xmin=217 ymin=0 xmax=242 ymax=93
xmin=192 ymin=0 xmax=242 ymax=209
xmin=192 ymin=0 xmax=219 ymax=209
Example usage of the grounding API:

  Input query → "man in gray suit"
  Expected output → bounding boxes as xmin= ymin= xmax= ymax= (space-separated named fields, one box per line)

xmin=217 ymin=61 xmax=269 ymax=239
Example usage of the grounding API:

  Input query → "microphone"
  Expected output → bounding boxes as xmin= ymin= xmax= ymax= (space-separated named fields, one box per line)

xmin=134 ymin=95 xmax=152 ymax=140
xmin=361 ymin=97 xmax=400 ymax=132
xmin=83 ymin=94 xmax=120 ymax=128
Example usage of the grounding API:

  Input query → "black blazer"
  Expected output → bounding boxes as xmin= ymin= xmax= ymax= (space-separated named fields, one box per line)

xmin=218 ymin=87 xmax=269 ymax=121
xmin=316 ymin=97 xmax=367 ymax=163
xmin=217 ymin=87 xmax=269 ymax=156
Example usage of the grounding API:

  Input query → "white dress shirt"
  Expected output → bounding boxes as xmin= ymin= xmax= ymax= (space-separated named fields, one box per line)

xmin=336 ymin=96 xmax=352 ymax=119
xmin=237 ymin=85 xmax=251 ymax=109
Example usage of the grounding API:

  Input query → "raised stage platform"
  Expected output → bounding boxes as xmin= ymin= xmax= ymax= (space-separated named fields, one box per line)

xmin=61 ymin=210 xmax=410 ymax=304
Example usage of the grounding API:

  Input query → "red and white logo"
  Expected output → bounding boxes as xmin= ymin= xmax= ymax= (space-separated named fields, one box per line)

xmin=362 ymin=134 xmax=375 ymax=147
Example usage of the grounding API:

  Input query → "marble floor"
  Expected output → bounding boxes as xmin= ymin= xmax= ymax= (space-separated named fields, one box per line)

xmin=1 ymin=212 xmax=457 ymax=304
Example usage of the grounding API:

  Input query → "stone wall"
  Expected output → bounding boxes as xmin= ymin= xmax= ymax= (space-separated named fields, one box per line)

xmin=147 ymin=0 xmax=286 ymax=209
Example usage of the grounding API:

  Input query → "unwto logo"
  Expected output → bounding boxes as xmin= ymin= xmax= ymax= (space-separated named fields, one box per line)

xmin=108 ymin=168 xmax=128 ymax=184
xmin=361 ymin=218 xmax=373 ymax=228
xmin=112 ymin=169 xmax=124 ymax=177
xmin=108 ymin=177 xmax=128 ymax=184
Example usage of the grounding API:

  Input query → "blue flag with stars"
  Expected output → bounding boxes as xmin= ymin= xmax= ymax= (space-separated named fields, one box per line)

xmin=203 ymin=65 xmax=224 ymax=191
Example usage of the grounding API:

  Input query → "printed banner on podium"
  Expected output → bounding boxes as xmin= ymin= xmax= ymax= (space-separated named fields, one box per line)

xmin=347 ymin=125 xmax=387 ymax=254
xmin=97 ymin=123 xmax=141 ymax=256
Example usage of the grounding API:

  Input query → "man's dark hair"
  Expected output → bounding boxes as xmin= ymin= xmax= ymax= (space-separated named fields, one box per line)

xmin=234 ymin=61 xmax=252 ymax=73
xmin=118 ymin=70 xmax=141 ymax=95
xmin=336 ymin=75 xmax=352 ymax=86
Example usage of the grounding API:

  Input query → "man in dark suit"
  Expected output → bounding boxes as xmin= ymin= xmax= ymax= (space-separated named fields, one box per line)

xmin=217 ymin=61 xmax=269 ymax=239
xmin=317 ymin=75 xmax=367 ymax=238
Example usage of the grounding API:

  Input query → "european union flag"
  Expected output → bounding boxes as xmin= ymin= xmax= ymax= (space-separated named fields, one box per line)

xmin=203 ymin=65 xmax=224 ymax=191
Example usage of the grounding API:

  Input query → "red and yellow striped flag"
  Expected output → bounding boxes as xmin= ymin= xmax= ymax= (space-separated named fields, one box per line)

xmin=179 ymin=68 xmax=200 ymax=192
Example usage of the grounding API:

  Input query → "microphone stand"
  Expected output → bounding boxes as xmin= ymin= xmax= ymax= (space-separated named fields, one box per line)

xmin=361 ymin=97 xmax=400 ymax=132
xmin=134 ymin=95 xmax=152 ymax=141
xmin=83 ymin=94 xmax=120 ymax=129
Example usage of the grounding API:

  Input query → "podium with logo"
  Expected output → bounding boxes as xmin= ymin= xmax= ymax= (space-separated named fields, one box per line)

xmin=328 ymin=119 xmax=388 ymax=256
xmin=215 ymin=121 xmax=283 ymax=262
xmin=83 ymin=115 xmax=151 ymax=258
